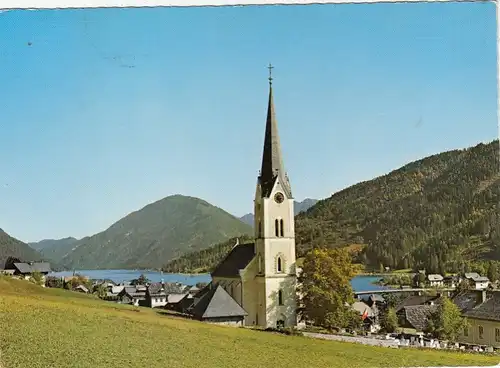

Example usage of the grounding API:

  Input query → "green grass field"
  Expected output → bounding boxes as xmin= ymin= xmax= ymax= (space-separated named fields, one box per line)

xmin=1 ymin=276 xmax=499 ymax=368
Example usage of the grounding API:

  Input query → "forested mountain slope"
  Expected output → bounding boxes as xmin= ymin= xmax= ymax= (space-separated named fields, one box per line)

xmin=164 ymin=140 xmax=500 ymax=274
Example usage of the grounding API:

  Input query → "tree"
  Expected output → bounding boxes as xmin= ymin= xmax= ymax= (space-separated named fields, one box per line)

xmin=298 ymin=247 xmax=359 ymax=331
xmin=29 ymin=271 xmax=44 ymax=286
xmin=381 ymin=307 xmax=398 ymax=333
xmin=456 ymin=279 xmax=470 ymax=294
xmin=45 ymin=276 xmax=64 ymax=288
xmin=427 ymin=297 xmax=467 ymax=342
xmin=418 ymin=272 xmax=426 ymax=287
xmin=93 ymin=284 xmax=107 ymax=299
xmin=488 ymin=261 xmax=499 ymax=283
xmin=130 ymin=274 xmax=150 ymax=286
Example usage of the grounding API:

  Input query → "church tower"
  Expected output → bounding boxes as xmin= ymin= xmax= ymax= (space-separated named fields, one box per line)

xmin=253 ymin=65 xmax=297 ymax=328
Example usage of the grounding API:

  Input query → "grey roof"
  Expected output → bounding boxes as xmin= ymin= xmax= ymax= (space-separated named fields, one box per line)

xmin=258 ymin=82 xmax=292 ymax=199
xmin=13 ymin=262 xmax=51 ymax=274
xmin=403 ymin=305 xmax=437 ymax=332
xmin=121 ymin=286 xmax=146 ymax=298
xmin=191 ymin=283 xmax=247 ymax=319
xmin=452 ymin=291 xmax=482 ymax=312
xmin=162 ymin=282 xmax=185 ymax=294
xmin=75 ymin=285 xmax=89 ymax=293
xmin=147 ymin=282 xmax=166 ymax=296
xmin=462 ymin=291 xmax=500 ymax=322
xmin=211 ymin=243 xmax=255 ymax=278
xmin=395 ymin=295 xmax=439 ymax=312
xmin=167 ymin=293 xmax=188 ymax=304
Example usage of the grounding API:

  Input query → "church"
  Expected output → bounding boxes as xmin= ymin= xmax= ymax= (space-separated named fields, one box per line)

xmin=186 ymin=67 xmax=298 ymax=329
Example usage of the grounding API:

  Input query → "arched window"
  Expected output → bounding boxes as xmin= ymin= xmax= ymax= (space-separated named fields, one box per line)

xmin=275 ymin=219 xmax=279 ymax=237
xmin=479 ymin=325 xmax=484 ymax=339
xmin=277 ymin=257 xmax=282 ymax=272
xmin=278 ymin=290 xmax=284 ymax=306
xmin=280 ymin=219 xmax=284 ymax=237
xmin=258 ymin=221 xmax=262 ymax=237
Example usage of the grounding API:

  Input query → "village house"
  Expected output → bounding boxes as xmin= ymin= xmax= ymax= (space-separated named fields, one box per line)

xmin=6 ymin=261 xmax=51 ymax=284
xmin=427 ymin=274 xmax=444 ymax=288
xmin=118 ymin=285 xmax=147 ymax=306
xmin=443 ymin=275 xmax=461 ymax=288
xmin=464 ymin=273 xmax=490 ymax=290
xmin=452 ymin=290 xmax=500 ymax=348
xmin=352 ymin=300 xmax=380 ymax=333
xmin=395 ymin=295 xmax=441 ymax=332
xmin=146 ymin=282 xmax=167 ymax=308
xmin=187 ymin=283 xmax=248 ymax=326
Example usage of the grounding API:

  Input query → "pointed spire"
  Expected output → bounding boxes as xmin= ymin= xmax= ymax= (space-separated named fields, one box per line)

xmin=259 ymin=64 xmax=292 ymax=198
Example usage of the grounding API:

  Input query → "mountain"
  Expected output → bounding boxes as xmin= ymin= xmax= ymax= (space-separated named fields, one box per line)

xmin=58 ymin=195 xmax=254 ymax=270
xmin=0 ymin=229 xmax=45 ymax=269
xmin=294 ymin=198 xmax=319 ymax=214
xmin=29 ymin=237 xmax=79 ymax=262
xmin=164 ymin=140 xmax=500 ymax=274
xmin=239 ymin=198 xmax=318 ymax=227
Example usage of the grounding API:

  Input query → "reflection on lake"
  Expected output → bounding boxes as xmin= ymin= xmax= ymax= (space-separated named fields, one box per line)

xmin=49 ymin=270 xmax=387 ymax=292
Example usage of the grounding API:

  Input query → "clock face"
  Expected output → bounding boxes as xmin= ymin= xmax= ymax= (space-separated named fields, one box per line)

xmin=274 ymin=192 xmax=285 ymax=204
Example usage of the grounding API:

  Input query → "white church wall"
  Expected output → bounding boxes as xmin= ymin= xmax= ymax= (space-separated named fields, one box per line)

xmin=264 ymin=276 xmax=297 ymax=328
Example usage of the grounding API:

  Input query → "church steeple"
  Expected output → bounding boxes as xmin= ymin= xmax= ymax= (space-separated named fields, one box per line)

xmin=259 ymin=64 xmax=292 ymax=198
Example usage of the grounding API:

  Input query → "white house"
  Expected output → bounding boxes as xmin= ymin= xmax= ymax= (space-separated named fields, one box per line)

xmin=427 ymin=274 xmax=444 ymax=288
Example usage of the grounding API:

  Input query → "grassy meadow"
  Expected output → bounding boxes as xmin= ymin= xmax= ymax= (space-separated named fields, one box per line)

xmin=1 ymin=276 xmax=499 ymax=368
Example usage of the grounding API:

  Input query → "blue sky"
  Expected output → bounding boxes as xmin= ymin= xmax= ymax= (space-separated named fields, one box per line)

xmin=0 ymin=3 xmax=497 ymax=242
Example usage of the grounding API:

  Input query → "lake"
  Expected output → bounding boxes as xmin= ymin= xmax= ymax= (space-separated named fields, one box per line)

xmin=49 ymin=269 xmax=386 ymax=292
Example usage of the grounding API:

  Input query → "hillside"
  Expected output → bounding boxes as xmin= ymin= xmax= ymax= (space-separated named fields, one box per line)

xmin=165 ymin=140 xmax=500 ymax=274
xmin=29 ymin=237 xmax=78 ymax=262
xmin=1 ymin=276 xmax=497 ymax=368
xmin=0 ymin=229 xmax=45 ymax=269
xmin=163 ymin=235 xmax=254 ymax=273
xmin=239 ymin=198 xmax=318 ymax=226
xmin=59 ymin=195 xmax=253 ymax=270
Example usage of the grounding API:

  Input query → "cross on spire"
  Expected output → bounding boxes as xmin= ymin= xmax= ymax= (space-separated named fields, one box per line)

xmin=268 ymin=63 xmax=274 ymax=84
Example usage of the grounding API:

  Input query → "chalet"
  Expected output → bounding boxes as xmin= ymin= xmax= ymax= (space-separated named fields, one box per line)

xmin=118 ymin=285 xmax=147 ymax=306
xmin=8 ymin=262 xmax=51 ymax=283
xmin=398 ymin=304 xmax=437 ymax=332
xmin=352 ymin=301 xmax=380 ymax=333
xmin=395 ymin=295 xmax=441 ymax=332
xmin=465 ymin=273 xmax=490 ymax=290
xmin=166 ymin=293 xmax=191 ymax=310
xmin=186 ymin=283 xmax=247 ymax=326
xmin=427 ymin=274 xmax=444 ymax=288
xmin=146 ymin=282 xmax=167 ymax=308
